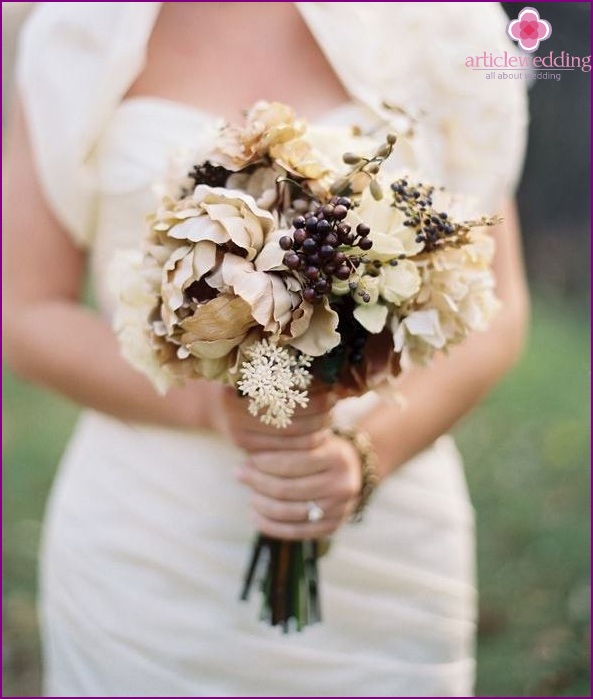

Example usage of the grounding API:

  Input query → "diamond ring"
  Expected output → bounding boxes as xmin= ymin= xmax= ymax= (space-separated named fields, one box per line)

xmin=306 ymin=501 xmax=325 ymax=523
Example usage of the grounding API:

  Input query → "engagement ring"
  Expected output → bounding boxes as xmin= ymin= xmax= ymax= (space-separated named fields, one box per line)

xmin=306 ymin=501 xmax=325 ymax=523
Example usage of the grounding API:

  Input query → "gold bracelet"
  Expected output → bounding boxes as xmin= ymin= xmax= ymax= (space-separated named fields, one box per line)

xmin=332 ymin=427 xmax=380 ymax=522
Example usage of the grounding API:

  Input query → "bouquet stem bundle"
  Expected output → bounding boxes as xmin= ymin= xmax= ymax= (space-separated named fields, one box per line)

xmin=240 ymin=536 xmax=321 ymax=631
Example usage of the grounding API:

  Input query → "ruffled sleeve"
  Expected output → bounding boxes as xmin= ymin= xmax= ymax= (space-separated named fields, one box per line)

xmin=300 ymin=2 xmax=529 ymax=211
xmin=373 ymin=2 xmax=529 ymax=210
xmin=15 ymin=2 xmax=161 ymax=247
xmin=421 ymin=3 xmax=529 ymax=210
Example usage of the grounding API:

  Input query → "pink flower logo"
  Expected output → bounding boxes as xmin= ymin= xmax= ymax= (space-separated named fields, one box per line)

xmin=507 ymin=7 xmax=552 ymax=53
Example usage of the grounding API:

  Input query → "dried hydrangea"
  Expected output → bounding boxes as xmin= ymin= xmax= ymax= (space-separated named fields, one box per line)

xmin=392 ymin=231 xmax=500 ymax=364
xmin=237 ymin=340 xmax=313 ymax=428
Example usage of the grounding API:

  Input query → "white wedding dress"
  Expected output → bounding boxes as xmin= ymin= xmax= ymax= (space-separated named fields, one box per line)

xmin=16 ymin=3 xmax=528 ymax=697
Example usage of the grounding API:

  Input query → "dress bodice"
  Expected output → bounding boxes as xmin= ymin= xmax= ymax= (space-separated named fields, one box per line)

xmin=91 ymin=98 xmax=220 ymax=317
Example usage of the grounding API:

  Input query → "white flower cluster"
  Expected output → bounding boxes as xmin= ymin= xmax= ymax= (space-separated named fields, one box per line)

xmin=237 ymin=341 xmax=313 ymax=429
xmin=393 ymin=232 xmax=500 ymax=364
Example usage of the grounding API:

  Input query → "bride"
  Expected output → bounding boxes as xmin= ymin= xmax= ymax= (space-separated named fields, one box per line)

xmin=3 ymin=3 xmax=529 ymax=696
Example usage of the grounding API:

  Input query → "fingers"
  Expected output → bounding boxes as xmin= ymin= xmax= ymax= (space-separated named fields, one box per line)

xmin=251 ymin=511 xmax=344 ymax=541
xmin=245 ymin=411 xmax=331 ymax=438
xmin=237 ymin=458 xmax=350 ymax=539
xmin=237 ymin=442 xmax=360 ymax=502
xmin=248 ymin=492 xmax=339 ymax=523
xmin=242 ymin=465 xmax=352 ymax=539
xmin=235 ymin=433 xmax=363 ymax=539
xmin=236 ymin=462 xmax=330 ymax=502
xmin=244 ymin=449 xmax=329 ymax=478
xmin=219 ymin=385 xmax=334 ymax=452
xmin=233 ymin=427 xmax=330 ymax=453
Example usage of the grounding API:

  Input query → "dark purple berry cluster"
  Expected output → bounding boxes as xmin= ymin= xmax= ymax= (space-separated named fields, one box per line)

xmin=390 ymin=178 xmax=455 ymax=252
xmin=280 ymin=197 xmax=373 ymax=304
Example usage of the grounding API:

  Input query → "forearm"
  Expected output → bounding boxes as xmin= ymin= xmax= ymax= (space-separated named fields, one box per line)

xmin=358 ymin=311 xmax=528 ymax=480
xmin=357 ymin=198 xmax=530 ymax=479
xmin=3 ymin=300 xmax=212 ymax=430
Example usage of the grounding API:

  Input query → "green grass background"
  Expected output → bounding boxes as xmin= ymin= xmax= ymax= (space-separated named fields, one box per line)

xmin=2 ymin=296 xmax=590 ymax=697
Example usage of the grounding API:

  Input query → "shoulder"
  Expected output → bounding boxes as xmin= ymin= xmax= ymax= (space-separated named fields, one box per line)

xmin=19 ymin=2 xmax=124 ymax=58
xmin=306 ymin=3 xmax=526 ymax=122
xmin=363 ymin=3 xmax=523 ymax=100
xmin=368 ymin=3 xmax=529 ymax=206
xmin=302 ymin=3 xmax=528 ymax=204
xmin=16 ymin=2 xmax=160 ymax=244
xmin=18 ymin=2 xmax=123 ymax=126
xmin=18 ymin=2 xmax=158 ymax=89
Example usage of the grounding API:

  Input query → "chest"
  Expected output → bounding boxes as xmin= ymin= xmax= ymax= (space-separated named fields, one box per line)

xmin=125 ymin=3 xmax=350 ymax=123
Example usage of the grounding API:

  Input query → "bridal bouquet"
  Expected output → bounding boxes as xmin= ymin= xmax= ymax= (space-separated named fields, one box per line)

xmin=113 ymin=101 xmax=500 ymax=631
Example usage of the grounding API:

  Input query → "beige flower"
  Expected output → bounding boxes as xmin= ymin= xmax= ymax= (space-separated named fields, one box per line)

xmin=353 ymin=302 xmax=388 ymax=335
xmin=109 ymin=249 xmax=225 ymax=387
xmin=110 ymin=249 xmax=176 ymax=393
xmin=332 ymin=259 xmax=420 ymax=336
xmin=346 ymin=185 xmax=425 ymax=261
xmin=255 ymin=230 xmax=296 ymax=273
xmin=219 ymin=253 xmax=297 ymax=333
xmin=270 ymin=138 xmax=329 ymax=181
xmin=379 ymin=260 xmax=421 ymax=304
xmin=394 ymin=230 xmax=499 ymax=363
xmin=306 ymin=126 xmax=378 ymax=174
xmin=226 ymin=166 xmax=281 ymax=210
xmin=286 ymin=297 xmax=341 ymax=356
xmin=167 ymin=184 xmax=275 ymax=260
xmin=154 ymin=188 xmax=300 ymax=361
xmin=209 ymin=101 xmax=306 ymax=171
xmin=151 ymin=184 xmax=285 ymax=338
xmin=180 ymin=294 xmax=257 ymax=359
xmin=392 ymin=310 xmax=447 ymax=364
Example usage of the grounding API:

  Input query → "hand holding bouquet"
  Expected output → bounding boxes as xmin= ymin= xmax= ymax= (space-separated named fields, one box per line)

xmin=113 ymin=101 xmax=500 ymax=630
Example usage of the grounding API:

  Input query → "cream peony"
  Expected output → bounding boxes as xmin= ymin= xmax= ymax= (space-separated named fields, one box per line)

xmin=147 ymin=185 xmax=300 ymax=374
xmin=168 ymin=184 xmax=275 ymax=260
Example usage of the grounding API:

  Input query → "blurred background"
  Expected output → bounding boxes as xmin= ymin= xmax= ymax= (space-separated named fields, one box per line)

xmin=2 ymin=2 xmax=590 ymax=696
